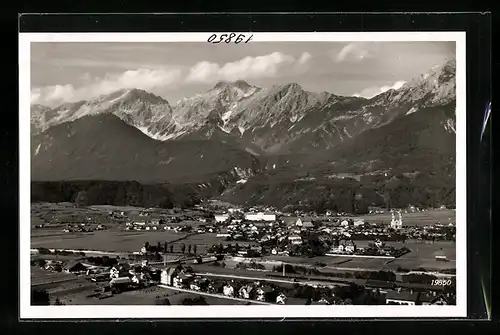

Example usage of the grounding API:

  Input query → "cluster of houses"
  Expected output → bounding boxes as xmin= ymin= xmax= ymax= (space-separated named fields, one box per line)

xmin=363 ymin=280 xmax=456 ymax=305
xmin=62 ymin=223 xmax=107 ymax=233
xmin=158 ymin=265 xmax=455 ymax=305
xmin=33 ymin=255 xmax=456 ymax=305
xmin=160 ymin=265 xmax=294 ymax=304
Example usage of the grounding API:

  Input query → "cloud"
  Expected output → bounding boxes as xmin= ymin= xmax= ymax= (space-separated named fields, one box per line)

xmin=354 ymin=80 xmax=407 ymax=99
xmin=31 ymin=67 xmax=182 ymax=106
xmin=298 ymin=52 xmax=312 ymax=65
xmin=31 ymin=51 xmax=313 ymax=106
xmin=334 ymin=42 xmax=378 ymax=63
xmin=185 ymin=51 xmax=311 ymax=83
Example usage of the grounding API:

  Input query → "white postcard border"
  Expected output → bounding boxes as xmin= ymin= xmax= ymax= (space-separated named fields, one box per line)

xmin=19 ymin=31 xmax=467 ymax=319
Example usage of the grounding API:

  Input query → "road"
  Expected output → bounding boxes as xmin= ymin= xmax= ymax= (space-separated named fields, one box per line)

xmin=157 ymin=284 xmax=271 ymax=305
xmin=193 ymin=271 xmax=353 ymax=288
xmin=31 ymin=277 xmax=79 ymax=287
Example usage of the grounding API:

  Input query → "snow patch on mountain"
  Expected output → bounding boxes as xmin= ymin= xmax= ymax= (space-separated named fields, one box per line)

xmin=218 ymin=125 xmax=231 ymax=134
xmin=406 ymin=107 xmax=419 ymax=115
xmin=444 ymin=118 xmax=456 ymax=134
xmin=35 ymin=143 xmax=41 ymax=155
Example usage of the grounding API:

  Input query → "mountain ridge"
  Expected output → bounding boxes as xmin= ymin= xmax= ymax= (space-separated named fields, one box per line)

xmin=30 ymin=58 xmax=457 ymax=210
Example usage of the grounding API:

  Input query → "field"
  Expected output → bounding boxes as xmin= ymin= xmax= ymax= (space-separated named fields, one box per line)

xmin=32 ymin=230 xmax=254 ymax=255
xmin=345 ymin=209 xmax=456 ymax=226
xmin=30 ymin=203 xmax=456 ymax=272
xmin=31 ymin=230 xmax=189 ymax=252
xmin=54 ymin=283 xmax=252 ymax=305
xmin=263 ymin=240 xmax=455 ymax=271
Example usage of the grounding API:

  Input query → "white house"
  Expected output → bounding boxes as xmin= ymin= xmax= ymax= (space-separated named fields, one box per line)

xmin=255 ymin=287 xmax=273 ymax=301
xmin=276 ymin=292 xmax=287 ymax=304
xmin=345 ymin=241 xmax=356 ymax=253
xmin=288 ymin=235 xmax=303 ymax=245
xmin=215 ymin=214 xmax=230 ymax=223
xmin=260 ymin=234 xmax=272 ymax=243
xmin=223 ymin=284 xmax=235 ymax=297
xmin=160 ymin=267 xmax=178 ymax=286
xmin=244 ymin=212 xmax=276 ymax=222
xmin=385 ymin=289 xmax=419 ymax=305
xmin=354 ymin=219 xmax=365 ymax=227
xmin=238 ymin=285 xmax=253 ymax=299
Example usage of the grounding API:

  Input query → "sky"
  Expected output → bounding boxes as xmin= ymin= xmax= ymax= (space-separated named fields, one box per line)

xmin=30 ymin=41 xmax=456 ymax=107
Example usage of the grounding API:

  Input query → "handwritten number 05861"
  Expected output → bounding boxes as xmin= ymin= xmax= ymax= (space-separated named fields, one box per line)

xmin=207 ymin=33 xmax=253 ymax=44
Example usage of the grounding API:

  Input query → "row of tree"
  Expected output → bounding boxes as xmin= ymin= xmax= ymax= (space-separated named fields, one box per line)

xmin=143 ymin=241 xmax=198 ymax=254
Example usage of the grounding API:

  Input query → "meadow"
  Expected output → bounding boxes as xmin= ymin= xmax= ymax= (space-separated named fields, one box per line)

xmin=346 ymin=209 xmax=456 ymax=226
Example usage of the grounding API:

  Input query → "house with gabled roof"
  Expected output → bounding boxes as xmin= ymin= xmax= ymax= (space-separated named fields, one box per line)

xmin=418 ymin=292 xmax=455 ymax=305
xmin=385 ymin=289 xmax=420 ymax=305
xmin=160 ymin=267 xmax=179 ymax=286
xmin=63 ymin=261 xmax=87 ymax=273
xmin=276 ymin=292 xmax=287 ymax=304
xmin=282 ymin=217 xmax=302 ymax=227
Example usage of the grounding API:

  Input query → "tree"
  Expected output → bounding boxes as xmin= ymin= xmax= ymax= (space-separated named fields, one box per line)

xmin=156 ymin=298 xmax=171 ymax=305
xmin=181 ymin=296 xmax=208 ymax=305
xmin=31 ymin=289 xmax=50 ymax=305
xmin=54 ymin=297 xmax=65 ymax=305
xmin=193 ymin=244 xmax=197 ymax=254
xmin=33 ymin=259 xmax=46 ymax=268
xmin=188 ymin=244 xmax=192 ymax=254
xmin=74 ymin=190 xmax=88 ymax=207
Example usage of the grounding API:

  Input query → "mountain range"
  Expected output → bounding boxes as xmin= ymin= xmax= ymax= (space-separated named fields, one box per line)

xmin=30 ymin=58 xmax=457 ymax=211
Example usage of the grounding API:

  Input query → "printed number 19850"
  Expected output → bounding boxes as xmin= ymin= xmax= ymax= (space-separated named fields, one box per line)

xmin=431 ymin=279 xmax=453 ymax=286
xmin=207 ymin=33 xmax=253 ymax=44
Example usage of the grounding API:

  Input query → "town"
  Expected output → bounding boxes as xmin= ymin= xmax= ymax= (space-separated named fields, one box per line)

xmin=31 ymin=201 xmax=456 ymax=306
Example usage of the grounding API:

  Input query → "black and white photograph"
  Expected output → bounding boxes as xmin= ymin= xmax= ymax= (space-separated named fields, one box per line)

xmin=19 ymin=32 xmax=466 ymax=319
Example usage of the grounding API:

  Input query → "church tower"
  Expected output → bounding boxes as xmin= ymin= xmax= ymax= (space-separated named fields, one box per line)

xmin=390 ymin=210 xmax=403 ymax=229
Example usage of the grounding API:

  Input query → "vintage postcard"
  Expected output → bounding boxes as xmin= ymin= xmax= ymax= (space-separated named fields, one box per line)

xmin=19 ymin=32 xmax=466 ymax=319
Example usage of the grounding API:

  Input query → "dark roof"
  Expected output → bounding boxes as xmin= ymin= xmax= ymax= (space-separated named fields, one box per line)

xmin=385 ymin=290 xmax=420 ymax=302
xmin=282 ymin=217 xmax=299 ymax=225
xmin=285 ymin=298 xmax=309 ymax=305
xmin=178 ymin=273 xmax=193 ymax=280
xmin=419 ymin=293 xmax=455 ymax=305
xmin=63 ymin=261 xmax=86 ymax=271
xmin=365 ymin=280 xmax=396 ymax=289
xmin=259 ymin=286 xmax=274 ymax=293
xmin=311 ymin=299 xmax=329 ymax=305
xmin=118 ymin=263 xmax=130 ymax=270
xmin=212 ymin=283 xmax=224 ymax=290
xmin=110 ymin=277 xmax=132 ymax=285
xmin=163 ymin=267 xmax=178 ymax=276
xmin=396 ymin=282 xmax=446 ymax=292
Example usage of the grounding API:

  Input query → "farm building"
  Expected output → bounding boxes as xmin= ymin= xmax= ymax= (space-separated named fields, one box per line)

xmin=63 ymin=261 xmax=87 ymax=273
xmin=244 ymin=212 xmax=276 ymax=222
xmin=385 ymin=289 xmax=419 ymax=305
xmin=419 ymin=292 xmax=456 ymax=305
xmin=282 ymin=217 xmax=302 ymax=227
xmin=433 ymin=249 xmax=448 ymax=261
xmin=160 ymin=267 xmax=179 ymax=286
xmin=214 ymin=214 xmax=229 ymax=223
